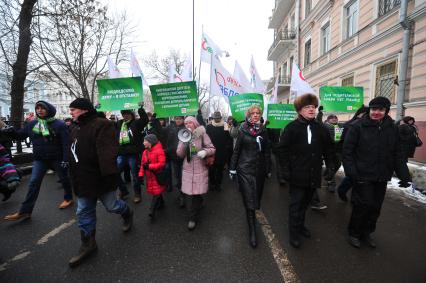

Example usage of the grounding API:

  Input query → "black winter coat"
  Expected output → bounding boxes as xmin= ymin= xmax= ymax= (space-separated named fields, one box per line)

xmin=230 ymin=123 xmax=271 ymax=210
xmin=277 ymin=117 xmax=335 ymax=188
xmin=116 ymin=107 xmax=149 ymax=156
xmin=165 ymin=122 xmax=186 ymax=160
xmin=69 ymin=111 xmax=119 ymax=198
xmin=342 ymin=115 xmax=410 ymax=183
xmin=398 ymin=123 xmax=418 ymax=158
xmin=206 ymin=122 xmax=233 ymax=165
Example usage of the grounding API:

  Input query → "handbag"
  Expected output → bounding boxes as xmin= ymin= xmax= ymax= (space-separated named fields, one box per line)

xmin=201 ymin=134 xmax=215 ymax=167
xmin=415 ymin=133 xmax=423 ymax=147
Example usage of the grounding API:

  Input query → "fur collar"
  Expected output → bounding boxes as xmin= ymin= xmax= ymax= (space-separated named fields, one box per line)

xmin=193 ymin=125 xmax=206 ymax=139
xmin=212 ymin=120 xmax=224 ymax=127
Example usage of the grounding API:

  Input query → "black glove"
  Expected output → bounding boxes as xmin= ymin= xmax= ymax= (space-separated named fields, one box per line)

xmin=318 ymin=106 xmax=324 ymax=111
xmin=399 ymin=181 xmax=411 ymax=188
xmin=143 ymin=163 xmax=149 ymax=170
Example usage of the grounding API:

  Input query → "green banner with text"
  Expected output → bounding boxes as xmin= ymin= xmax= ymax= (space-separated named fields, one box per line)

xmin=319 ymin=86 xmax=364 ymax=112
xmin=149 ymin=81 xmax=199 ymax=118
xmin=266 ymin=104 xmax=297 ymax=129
xmin=96 ymin=77 xmax=143 ymax=111
xmin=229 ymin=93 xmax=264 ymax=122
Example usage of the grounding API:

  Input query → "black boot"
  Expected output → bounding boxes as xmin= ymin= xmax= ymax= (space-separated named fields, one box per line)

xmin=122 ymin=208 xmax=133 ymax=232
xmin=69 ymin=230 xmax=97 ymax=267
xmin=246 ymin=209 xmax=257 ymax=248
xmin=149 ymin=196 xmax=159 ymax=219
xmin=156 ymin=194 xmax=165 ymax=210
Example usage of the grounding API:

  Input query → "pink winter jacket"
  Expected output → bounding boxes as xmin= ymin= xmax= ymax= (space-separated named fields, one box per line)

xmin=176 ymin=126 xmax=216 ymax=195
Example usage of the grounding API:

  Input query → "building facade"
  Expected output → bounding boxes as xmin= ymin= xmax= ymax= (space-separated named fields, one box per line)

xmin=268 ymin=0 xmax=426 ymax=162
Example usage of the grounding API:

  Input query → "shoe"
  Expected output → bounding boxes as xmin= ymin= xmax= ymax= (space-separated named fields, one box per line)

xmin=290 ymin=237 xmax=301 ymax=248
xmin=59 ymin=199 xmax=73 ymax=209
xmin=133 ymin=195 xmax=142 ymax=204
xmin=69 ymin=230 xmax=97 ymax=268
xmin=122 ymin=208 xmax=133 ymax=232
xmin=363 ymin=234 xmax=376 ymax=248
xmin=4 ymin=212 xmax=31 ymax=221
xmin=338 ymin=189 xmax=348 ymax=202
xmin=348 ymin=236 xmax=361 ymax=248
xmin=300 ymin=227 xmax=311 ymax=238
xmin=188 ymin=220 xmax=196 ymax=231
xmin=311 ymin=204 xmax=328 ymax=210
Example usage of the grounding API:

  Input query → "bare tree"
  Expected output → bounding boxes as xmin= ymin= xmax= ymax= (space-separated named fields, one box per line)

xmin=35 ymin=0 xmax=135 ymax=102
xmin=143 ymin=49 xmax=187 ymax=84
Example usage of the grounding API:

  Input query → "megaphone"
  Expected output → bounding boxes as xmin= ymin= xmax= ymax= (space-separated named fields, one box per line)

xmin=178 ymin=128 xmax=192 ymax=143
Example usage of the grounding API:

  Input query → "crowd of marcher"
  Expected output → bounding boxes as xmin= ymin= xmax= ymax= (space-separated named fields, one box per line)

xmin=0 ymin=93 xmax=422 ymax=267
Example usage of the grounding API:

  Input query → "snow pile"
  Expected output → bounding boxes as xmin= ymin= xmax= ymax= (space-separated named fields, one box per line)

xmin=388 ymin=177 xmax=426 ymax=204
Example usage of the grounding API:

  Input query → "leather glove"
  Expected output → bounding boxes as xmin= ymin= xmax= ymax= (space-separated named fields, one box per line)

xmin=399 ymin=181 xmax=411 ymax=188
xmin=143 ymin=163 xmax=149 ymax=170
xmin=197 ymin=150 xmax=207 ymax=159
xmin=7 ymin=180 xmax=20 ymax=190
xmin=60 ymin=161 xmax=69 ymax=169
xmin=229 ymin=170 xmax=237 ymax=180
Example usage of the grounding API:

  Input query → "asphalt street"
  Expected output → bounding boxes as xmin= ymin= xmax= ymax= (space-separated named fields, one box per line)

xmin=0 ymin=167 xmax=425 ymax=282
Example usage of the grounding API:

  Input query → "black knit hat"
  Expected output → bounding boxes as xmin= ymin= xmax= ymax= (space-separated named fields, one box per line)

xmin=369 ymin=96 xmax=391 ymax=110
xmin=144 ymin=134 xmax=158 ymax=145
xmin=69 ymin=98 xmax=95 ymax=111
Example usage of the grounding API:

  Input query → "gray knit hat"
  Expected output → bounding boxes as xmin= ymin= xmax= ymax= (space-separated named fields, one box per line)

xmin=144 ymin=134 xmax=158 ymax=145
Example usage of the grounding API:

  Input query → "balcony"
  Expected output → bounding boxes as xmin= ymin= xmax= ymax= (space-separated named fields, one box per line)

xmin=268 ymin=29 xmax=296 ymax=61
xmin=266 ymin=75 xmax=291 ymax=93
xmin=269 ymin=0 xmax=296 ymax=29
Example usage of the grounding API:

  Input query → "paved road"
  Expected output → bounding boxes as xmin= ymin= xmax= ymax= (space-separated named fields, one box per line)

xmin=0 ymin=168 xmax=425 ymax=282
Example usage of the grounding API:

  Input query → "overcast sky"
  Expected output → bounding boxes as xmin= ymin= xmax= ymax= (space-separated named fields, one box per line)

xmin=102 ymin=0 xmax=274 ymax=84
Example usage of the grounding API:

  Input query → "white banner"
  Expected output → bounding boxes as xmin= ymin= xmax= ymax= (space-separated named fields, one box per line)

xmin=250 ymin=56 xmax=265 ymax=94
xmin=290 ymin=63 xmax=315 ymax=97
xmin=233 ymin=60 xmax=253 ymax=93
xmin=201 ymin=32 xmax=224 ymax=63
xmin=210 ymin=56 xmax=244 ymax=99
xmin=107 ymin=55 xmax=122 ymax=78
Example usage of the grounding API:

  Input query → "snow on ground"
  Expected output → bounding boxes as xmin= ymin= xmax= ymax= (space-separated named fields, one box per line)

xmin=388 ymin=177 xmax=426 ymax=204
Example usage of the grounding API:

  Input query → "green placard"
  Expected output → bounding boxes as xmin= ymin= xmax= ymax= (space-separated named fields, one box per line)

xmin=149 ymin=81 xmax=199 ymax=118
xmin=96 ymin=77 xmax=143 ymax=111
xmin=266 ymin=104 xmax=297 ymax=129
xmin=319 ymin=86 xmax=364 ymax=112
xmin=229 ymin=93 xmax=264 ymax=122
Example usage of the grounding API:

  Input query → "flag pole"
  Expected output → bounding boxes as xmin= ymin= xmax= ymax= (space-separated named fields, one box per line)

xmin=192 ymin=0 xmax=195 ymax=81
xmin=197 ymin=25 xmax=204 ymax=96
xmin=208 ymin=51 xmax=213 ymax=118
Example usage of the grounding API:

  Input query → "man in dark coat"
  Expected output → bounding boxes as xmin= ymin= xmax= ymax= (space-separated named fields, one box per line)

xmin=398 ymin=116 xmax=418 ymax=161
xmin=116 ymin=107 xmax=149 ymax=202
xmin=68 ymin=98 xmax=133 ymax=267
xmin=3 ymin=101 xmax=73 ymax=221
xmin=206 ymin=111 xmax=232 ymax=191
xmin=323 ymin=114 xmax=344 ymax=192
xmin=343 ymin=96 xmax=411 ymax=248
xmin=277 ymin=93 xmax=335 ymax=248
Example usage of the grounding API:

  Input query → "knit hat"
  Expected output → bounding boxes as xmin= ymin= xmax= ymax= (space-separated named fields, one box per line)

xmin=184 ymin=116 xmax=200 ymax=128
xmin=144 ymin=134 xmax=158 ymax=145
xmin=69 ymin=98 xmax=95 ymax=111
xmin=369 ymin=96 xmax=391 ymax=110
xmin=327 ymin=114 xmax=337 ymax=120
xmin=293 ymin=93 xmax=319 ymax=112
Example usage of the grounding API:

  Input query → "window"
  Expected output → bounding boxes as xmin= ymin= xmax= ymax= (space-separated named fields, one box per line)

xmin=304 ymin=40 xmax=311 ymax=67
xmin=375 ymin=60 xmax=397 ymax=103
xmin=342 ymin=75 xmax=354 ymax=86
xmin=379 ymin=0 xmax=401 ymax=17
xmin=305 ymin=0 xmax=312 ymax=18
xmin=321 ymin=22 xmax=330 ymax=55
xmin=280 ymin=62 xmax=288 ymax=84
xmin=345 ymin=0 xmax=358 ymax=39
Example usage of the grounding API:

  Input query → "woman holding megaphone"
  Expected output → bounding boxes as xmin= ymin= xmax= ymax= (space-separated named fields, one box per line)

xmin=176 ymin=116 xmax=215 ymax=230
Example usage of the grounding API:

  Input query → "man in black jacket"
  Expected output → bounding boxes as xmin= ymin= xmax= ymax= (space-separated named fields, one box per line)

xmin=116 ymin=107 xmax=148 ymax=203
xmin=278 ymin=93 xmax=335 ymax=248
xmin=343 ymin=96 xmax=411 ymax=248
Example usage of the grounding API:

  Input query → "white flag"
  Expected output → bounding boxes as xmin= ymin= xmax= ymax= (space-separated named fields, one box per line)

xmin=290 ymin=63 xmax=315 ymax=97
xmin=250 ymin=56 xmax=265 ymax=94
xmin=181 ymin=56 xmax=193 ymax=81
xmin=233 ymin=60 xmax=253 ymax=93
xmin=269 ymin=75 xmax=279 ymax=103
xmin=210 ymin=56 xmax=243 ymax=99
xmin=130 ymin=50 xmax=149 ymax=86
xmin=107 ymin=55 xmax=121 ymax=78
xmin=201 ymin=32 xmax=224 ymax=63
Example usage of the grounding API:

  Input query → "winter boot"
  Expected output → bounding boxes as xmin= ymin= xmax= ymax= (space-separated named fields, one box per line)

xmin=246 ymin=209 xmax=257 ymax=248
xmin=149 ymin=196 xmax=160 ymax=219
xmin=122 ymin=208 xmax=133 ymax=232
xmin=69 ymin=230 xmax=97 ymax=267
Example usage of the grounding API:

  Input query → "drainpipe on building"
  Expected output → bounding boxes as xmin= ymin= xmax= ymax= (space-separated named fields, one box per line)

xmin=396 ymin=0 xmax=412 ymax=121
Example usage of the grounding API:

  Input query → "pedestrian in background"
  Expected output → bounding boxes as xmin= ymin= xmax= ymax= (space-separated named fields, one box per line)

xmin=67 ymin=98 xmax=133 ymax=267
xmin=177 ymin=116 xmax=215 ymax=231
xmin=398 ymin=116 xmax=420 ymax=162
xmin=139 ymin=134 xmax=166 ymax=220
xmin=277 ymin=93 xmax=335 ymax=249
xmin=343 ymin=96 xmax=411 ymax=249
xmin=206 ymin=111 xmax=233 ymax=191
xmin=3 ymin=101 xmax=73 ymax=221
xmin=229 ymin=105 xmax=271 ymax=248
xmin=323 ymin=114 xmax=344 ymax=192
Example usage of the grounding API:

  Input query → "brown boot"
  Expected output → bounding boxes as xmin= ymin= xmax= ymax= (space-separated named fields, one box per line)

xmin=59 ymin=199 xmax=73 ymax=209
xmin=69 ymin=230 xmax=97 ymax=267
xmin=4 ymin=212 xmax=31 ymax=221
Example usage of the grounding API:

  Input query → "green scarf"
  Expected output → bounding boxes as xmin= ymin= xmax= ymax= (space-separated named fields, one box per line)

xmin=119 ymin=120 xmax=131 ymax=145
xmin=32 ymin=117 xmax=56 ymax=136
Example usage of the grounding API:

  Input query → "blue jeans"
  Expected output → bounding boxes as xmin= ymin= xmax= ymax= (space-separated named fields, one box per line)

xmin=76 ymin=190 xmax=129 ymax=236
xmin=20 ymin=160 xmax=72 ymax=214
xmin=117 ymin=154 xmax=141 ymax=195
